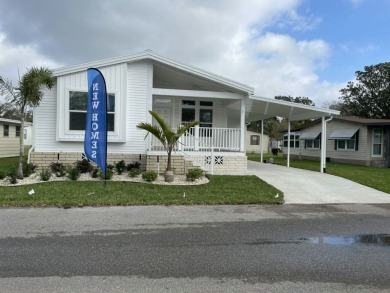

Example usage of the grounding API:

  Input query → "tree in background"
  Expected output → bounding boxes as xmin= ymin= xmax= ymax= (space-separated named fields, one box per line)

xmin=275 ymin=95 xmax=315 ymax=106
xmin=339 ymin=62 xmax=390 ymax=118
xmin=0 ymin=67 xmax=54 ymax=179
xmin=0 ymin=101 xmax=33 ymax=122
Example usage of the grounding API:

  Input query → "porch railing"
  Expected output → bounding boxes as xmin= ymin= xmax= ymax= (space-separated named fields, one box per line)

xmin=149 ymin=126 xmax=241 ymax=152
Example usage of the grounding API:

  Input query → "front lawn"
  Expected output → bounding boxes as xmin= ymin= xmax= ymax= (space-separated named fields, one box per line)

xmin=247 ymin=153 xmax=390 ymax=193
xmin=0 ymin=175 xmax=283 ymax=207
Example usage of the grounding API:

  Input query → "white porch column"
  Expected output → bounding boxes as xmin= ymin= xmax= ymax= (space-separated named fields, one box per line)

xmin=194 ymin=125 xmax=200 ymax=151
xmin=320 ymin=116 xmax=325 ymax=173
xmin=287 ymin=120 xmax=291 ymax=168
xmin=240 ymin=98 xmax=246 ymax=152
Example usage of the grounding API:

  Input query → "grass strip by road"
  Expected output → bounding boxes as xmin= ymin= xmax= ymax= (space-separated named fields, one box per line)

xmin=0 ymin=175 xmax=284 ymax=207
xmin=247 ymin=153 xmax=390 ymax=194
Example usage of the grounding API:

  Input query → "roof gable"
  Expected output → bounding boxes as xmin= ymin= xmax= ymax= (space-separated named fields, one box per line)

xmin=52 ymin=50 xmax=254 ymax=94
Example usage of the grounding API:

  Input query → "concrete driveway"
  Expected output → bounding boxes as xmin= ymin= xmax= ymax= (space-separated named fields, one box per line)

xmin=220 ymin=161 xmax=390 ymax=204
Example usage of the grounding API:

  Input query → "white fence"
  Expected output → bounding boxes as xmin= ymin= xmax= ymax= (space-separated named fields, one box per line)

xmin=150 ymin=126 xmax=241 ymax=152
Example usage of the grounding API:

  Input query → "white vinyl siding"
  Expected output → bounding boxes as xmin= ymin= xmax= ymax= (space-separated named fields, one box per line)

xmin=56 ymin=63 xmax=126 ymax=142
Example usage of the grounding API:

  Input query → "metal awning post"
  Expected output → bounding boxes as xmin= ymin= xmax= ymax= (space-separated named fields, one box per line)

xmin=320 ymin=116 xmax=325 ymax=173
xmin=287 ymin=119 xmax=291 ymax=168
xmin=260 ymin=119 xmax=264 ymax=163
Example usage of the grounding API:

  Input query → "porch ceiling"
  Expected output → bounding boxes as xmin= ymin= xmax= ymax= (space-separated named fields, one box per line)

xmin=246 ymin=96 xmax=340 ymax=122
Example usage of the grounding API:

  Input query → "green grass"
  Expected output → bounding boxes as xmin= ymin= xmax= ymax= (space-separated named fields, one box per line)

xmin=0 ymin=175 xmax=284 ymax=207
xmin=247 ymin=152 xmax=390 ymax=193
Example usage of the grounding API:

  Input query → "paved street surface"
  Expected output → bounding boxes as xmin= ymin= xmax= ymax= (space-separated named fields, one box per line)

xmin=0 ymin=205 xmax=389 ymax=292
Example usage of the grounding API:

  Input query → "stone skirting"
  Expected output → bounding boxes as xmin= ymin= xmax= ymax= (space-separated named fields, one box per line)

xmin=30 ymin=152 xmax=147 ymax=170
xmin=31 ymin=152 xmax=248 ymax=174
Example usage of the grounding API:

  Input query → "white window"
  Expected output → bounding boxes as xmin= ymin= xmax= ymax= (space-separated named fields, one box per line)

xmin=69 ymin=91 xmax=115 ymax=131
xmin=336 ymin=135 xmax=357 ymax=150
xmin=305 ymin=138 xmax=320 ymax=149
xmin=372 ymin=128 xmax=383 ymax=156
xmin=283 ymin=133 xmax=300 ymax=148
xmin=16 ymin=126 xmax=21 ymax=137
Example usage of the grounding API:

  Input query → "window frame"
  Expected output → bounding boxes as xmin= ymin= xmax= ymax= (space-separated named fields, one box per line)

xmin=58 ymin=88 xmax=124 ymax=142
xmin=250 ymin=135 xmax=260 ymax=145
xmin=372 ymin=128 xmax=383 ymax=157
xmin=283 ymin=133 xmax=300 ymax=148
xmin=15 ymin=126 xmax=21 ymax=137
xmin=68 ymin=91 xmax=116 ymax=132
xmin=305 ymin=137 xmax=321 ymax=149
xmin=335 ymin=134 xmax=357 ymax=151
xmin=3 ymin=125 xmax=9 ymax=137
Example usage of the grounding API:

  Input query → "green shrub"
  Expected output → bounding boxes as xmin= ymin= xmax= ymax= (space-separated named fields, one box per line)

xmin=129 ymin=168 xmax=142 ymax=178
xmin=127 ymin=162 xmax=141 ymax=171
xmin=90 ymin=167 xmax=99 ymax=178
xmin=39 ymin=168 xmax=52 ymax=181
xmin=115 ymin=160 xmax=126 ymax=175
xmin=186 ymin=168 xmax=204 ymax=181
xmin=23 ymin=162 xmax=37 ymax=177
xmin=100 ymin=169 xmax=113 ymax=180
xmin=76 ymin=159 xmax=92 ymax=173
xmin=142 ymin=170 xmax=158 ymax=182
xmin=50 ymin=162 xmax=66 ymax=177
xmin=67 ymin=166 xmax=80 ymax=181
xmin=0 ymin=171 xmax=5 ymax=180
xmin=8 ymin=168 xmax=17 ymax=184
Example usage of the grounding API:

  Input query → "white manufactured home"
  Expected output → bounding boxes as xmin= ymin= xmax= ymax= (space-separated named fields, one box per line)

xmin=30 ymin=50 xmax=339 ymax=173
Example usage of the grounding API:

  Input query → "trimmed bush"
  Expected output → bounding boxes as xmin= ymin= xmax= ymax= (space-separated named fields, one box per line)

xmin=76 ymin=159 xmax=92 ymax=173
xmin=129 ymin=168 xmax=142 ymax=178
xmin=67 ymin=166 xmax=80 ymax=181
xmin=50 ymin=162 xmax=66 ymax=177
xmin=100 ymin=169 xmax=113 ymax=180
xmin=8 ymin=168 xmax=17 ymax=184
xmin=90 ymin=167 xmax=99 ymax=178
xmin=186 ymin=168 xmax=204 ymax=182
xmin=127 ymin=162 xmax=141 ymax=171
xmin=142 ymin=170 xmax=158 ymax=182
xmin=115 ymin=160 xmax=126 ymax=175
xmin=39 ymin=168 xmax=52 ymax=181
xmin=23 ymin=162 xmax=37 ymax=177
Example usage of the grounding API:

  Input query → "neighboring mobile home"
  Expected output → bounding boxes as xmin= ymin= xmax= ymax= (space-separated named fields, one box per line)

xmin=282 ymin=117 xmax=390 ymax=168
xmin=245 ymin=130 xmax=269 ymax=154
xmin=0 ymin=117 xmax=21 ymax=158
xmin=31 ymin=50 xmax=339 ymax=173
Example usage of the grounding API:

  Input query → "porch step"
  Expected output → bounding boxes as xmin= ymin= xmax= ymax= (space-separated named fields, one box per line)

xmin=183 ymin=156 xmax=209 ymax=173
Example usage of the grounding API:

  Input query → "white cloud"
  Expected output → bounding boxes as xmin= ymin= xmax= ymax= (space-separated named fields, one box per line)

xmin=0 ymin=0 xmax=345 ymax=106
xmin=0 ymin=33 xmax=61 ymax=85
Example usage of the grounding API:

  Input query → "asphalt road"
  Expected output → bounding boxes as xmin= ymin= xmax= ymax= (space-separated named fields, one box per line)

xmin=0 ymin=204 xmax=389 ymax=293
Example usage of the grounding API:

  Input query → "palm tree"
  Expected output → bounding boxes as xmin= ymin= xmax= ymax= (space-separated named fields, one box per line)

xmin=137 ymin=110 xmax=199 ymax=182
xmin=0 ymin=67 xmax=54 ymax=179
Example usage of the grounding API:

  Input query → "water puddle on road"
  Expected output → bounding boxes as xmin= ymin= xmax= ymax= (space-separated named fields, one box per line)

xmin=299 ymin=234 xmax=390 ymax=247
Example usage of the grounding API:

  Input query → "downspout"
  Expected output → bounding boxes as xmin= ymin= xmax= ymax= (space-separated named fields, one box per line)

xmin=320 ymin=116 xmax=333 ymax=173
xmin=27 ymin=144 xmax=34 ymax=164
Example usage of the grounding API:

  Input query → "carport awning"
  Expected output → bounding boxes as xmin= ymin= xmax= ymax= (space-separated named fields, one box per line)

xmin=299 ymin=131 xmax=321 ymax=140
xmin=329 ymin=129 xmax=358 ymax=140
xmin=245 ymin=96 xmax=340 ymax=122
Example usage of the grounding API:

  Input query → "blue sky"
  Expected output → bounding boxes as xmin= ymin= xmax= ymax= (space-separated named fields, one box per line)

xmin=286 ymin=0 xmax=390 ymax=82
xmin=0 ymin=0 xmax=389 ymax=106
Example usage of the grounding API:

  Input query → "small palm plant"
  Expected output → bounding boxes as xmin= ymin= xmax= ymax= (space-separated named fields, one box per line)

xmin=137 ymin=110 xmax=199 ymax=182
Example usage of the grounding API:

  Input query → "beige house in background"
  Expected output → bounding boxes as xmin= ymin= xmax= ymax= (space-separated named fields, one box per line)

xmin=282 ymin=117 xmax=390 ymax=168
xmin=0 ymin=117 xmax=21 ymax=158
xmin=246 ymin=130 xmax=269 ymax=153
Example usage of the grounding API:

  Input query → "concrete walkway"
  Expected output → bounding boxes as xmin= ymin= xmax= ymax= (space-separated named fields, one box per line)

xmin=219 ymin=161 xmax=390 ymax=204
